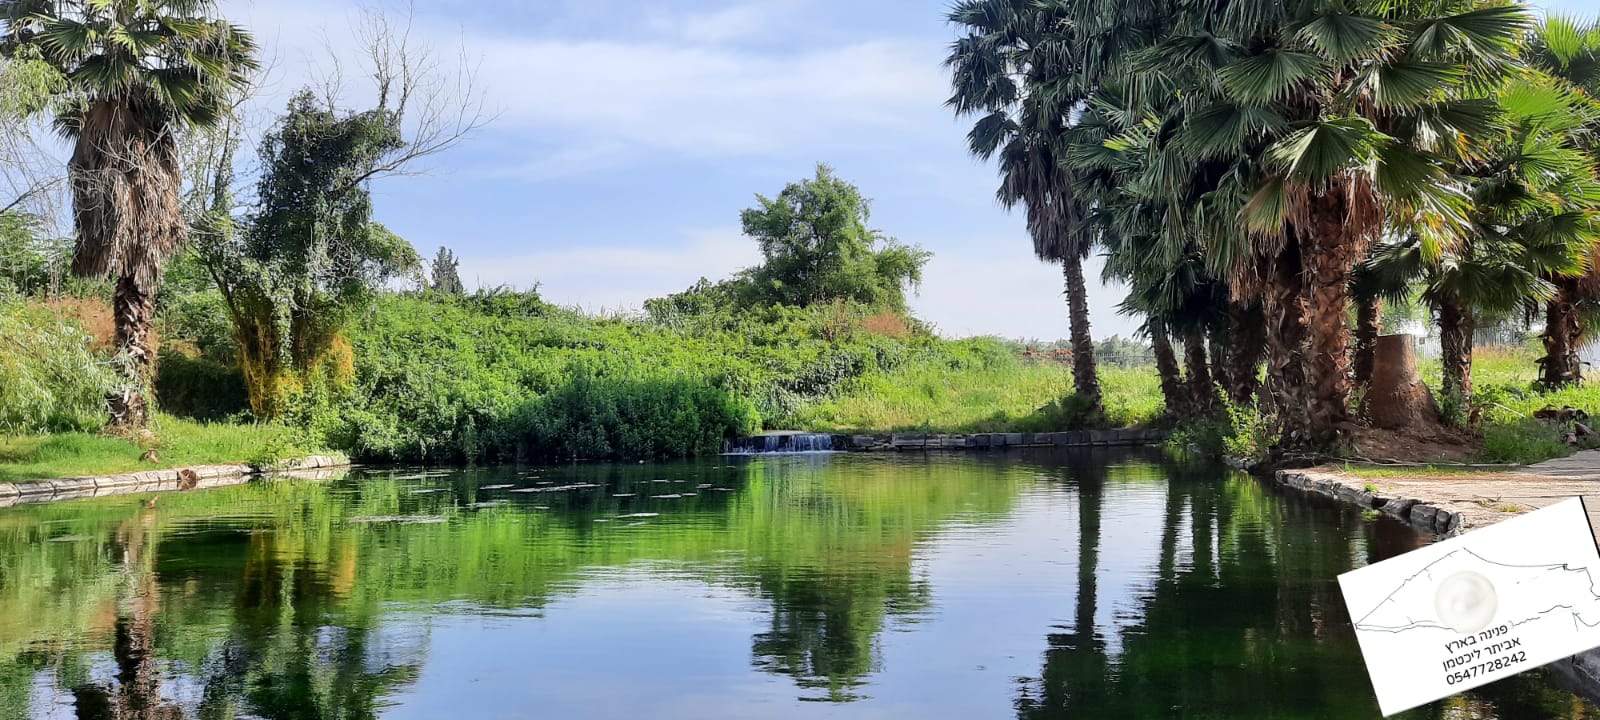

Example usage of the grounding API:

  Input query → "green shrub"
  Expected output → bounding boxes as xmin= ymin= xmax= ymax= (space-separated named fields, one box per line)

xmin=1163 ymin=420 xmax=1230 ymax=457
xmin=154 ymin=349 xmax=251 ymax=421
xmin=1480 ymin=419 xmax=1574 ymax=465
xmin=1221 ymin=397 xmax=1273 ymax=464
xmin=494 ymin=370 xmax=759 ymax=462
xmin=1020 ymin=392 xmax=1110 ymax=431
xmin=0 ymin=297 xmax=117 ymax=433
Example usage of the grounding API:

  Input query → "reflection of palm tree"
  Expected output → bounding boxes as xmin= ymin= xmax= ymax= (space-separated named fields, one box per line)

xmin=1016 ymin=458 xmax=1110 ymax=717
xmin=74 ymin=512 xmax=182 ymax=720
xmin=1016 ymin=461 xmax=1429 ymax=718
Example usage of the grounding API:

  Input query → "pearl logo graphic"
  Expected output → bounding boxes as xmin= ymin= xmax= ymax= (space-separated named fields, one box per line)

xmin=1339 ymin=498 xmax=1600 ymax=716
xmin=1434 ymin=571 xmax=1497 ymax=635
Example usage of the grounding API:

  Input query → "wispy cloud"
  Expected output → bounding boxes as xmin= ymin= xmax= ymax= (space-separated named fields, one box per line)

xmin=224 ymin=0 xmax=945 ymax=178
xmin=472 ymin=37 xmax=944 ymax=166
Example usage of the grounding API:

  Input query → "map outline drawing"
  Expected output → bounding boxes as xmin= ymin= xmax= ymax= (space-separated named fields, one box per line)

xmin=1352 ymin=547 xmax=1600 ymax=635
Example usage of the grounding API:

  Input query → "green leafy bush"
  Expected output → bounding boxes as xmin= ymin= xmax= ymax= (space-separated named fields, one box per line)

xmin=154 ymin=349 xmax=250 ymax=421
xmin=493 ymin=370 xmax=759 ymax=461
xmin=1221 ymin=397 xmax=1273 ymax=464
xmin=0 ymin=297 xmax=117 ymax=433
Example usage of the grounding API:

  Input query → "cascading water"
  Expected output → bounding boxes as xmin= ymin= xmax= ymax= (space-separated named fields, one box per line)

xmin=724 ymin=432 xmax=837 ymax=455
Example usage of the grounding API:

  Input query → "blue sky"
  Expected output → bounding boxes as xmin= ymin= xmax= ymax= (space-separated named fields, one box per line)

xmin=220 ymin=0 xmax=1600 ymax=341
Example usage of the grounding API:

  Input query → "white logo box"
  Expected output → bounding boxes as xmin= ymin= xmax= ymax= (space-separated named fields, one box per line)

xmin=1339 ymin=497 xmax=1600 ymax=716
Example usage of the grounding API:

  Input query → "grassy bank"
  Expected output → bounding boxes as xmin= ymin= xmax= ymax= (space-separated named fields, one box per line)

xmin=1417 ymin=345 xmax=1600 ymax=465
xmin=794 ymin=363 xmax=1161 ymax=433
xmin=0 ymin=415 xmax=317 ymax=482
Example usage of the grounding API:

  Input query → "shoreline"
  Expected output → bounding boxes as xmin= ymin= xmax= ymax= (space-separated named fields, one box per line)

xmin=1268 ymin=460 xmax=1600 ymax=706
xmin=0 ymin=454 xmax=350 ymax=508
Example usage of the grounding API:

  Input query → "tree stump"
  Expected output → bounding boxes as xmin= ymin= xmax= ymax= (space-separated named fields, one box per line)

xmin=1362 ymin=334 xmax=1442 ymax=430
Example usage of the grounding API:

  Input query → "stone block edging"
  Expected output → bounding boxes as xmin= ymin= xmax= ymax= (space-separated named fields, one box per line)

xmin=833 ymin=428 xmax=1166 ymax=452
xmin=1 ymin=454 xmax=349 ymax=508
xmin=1273 ymin=469 xmax=1464 ymax=535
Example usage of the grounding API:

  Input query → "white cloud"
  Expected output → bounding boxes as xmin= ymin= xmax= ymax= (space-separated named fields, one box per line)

xmin=644 ymin=3 xmax=778 ymax=44
xmin=472 ymin=37 xmax=945 ymax=160
xmin=222 ymin=0 xmax=946 ymax=177
xmin=911 ymin=249 xmax=1140 ymax=342
xmin=458 ymin=227 xmax=761 ymax=312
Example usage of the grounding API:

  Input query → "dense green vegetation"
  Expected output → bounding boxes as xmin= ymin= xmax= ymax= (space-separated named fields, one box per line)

xmin=179 ymin=289 xmax=1160 ymax=464
xmin=947 ymin=1 xmax=1600 ymax=462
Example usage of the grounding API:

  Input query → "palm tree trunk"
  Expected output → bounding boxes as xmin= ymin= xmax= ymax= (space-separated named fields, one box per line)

xmin=1541 ymin=278 xmax=1583 ymax=389
xmin=1300 ymin=191 xmax=1366 ymax=447
xmin=1062 ymin=256 xmax=1101 ymax=402
xmin=1353 ymin=296 xmax=1382 ymax=388
xmin=1208 ymin=323 xmax=1230 ymax=399
xmin=1226 ymin=300 xmax=1265 ymax=407
xmin=1183 ymin=331 xmax=1218 ymax=417
xmin=1438 ymin=298 xmax=1474 ymax=415
xmin=1150 ymin=321 xmax=1186 ymax=418
xmin=1262 ymin=248 xmax=1308 ymax=443
xmin=109 ymin=275 xmax=156 ymax=429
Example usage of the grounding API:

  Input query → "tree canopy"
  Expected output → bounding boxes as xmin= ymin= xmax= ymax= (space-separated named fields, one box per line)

xmin=731 ymin=165 xmax=930 ymax=312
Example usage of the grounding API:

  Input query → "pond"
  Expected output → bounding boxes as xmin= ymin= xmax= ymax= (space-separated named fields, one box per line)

xmin=0 ymin=448 xmax=1594 ymax=719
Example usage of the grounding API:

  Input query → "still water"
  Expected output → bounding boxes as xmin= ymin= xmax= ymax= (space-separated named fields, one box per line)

xmin=0 ymin=449 xmax=1594 ymax=719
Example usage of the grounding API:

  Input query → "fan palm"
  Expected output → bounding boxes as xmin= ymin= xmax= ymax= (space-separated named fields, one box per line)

xmin=1525 ymin=16 xmax=1600 ymax=388
xmin=1072 ymin=95 xmax=1233 ymax=419
xmin=1095 ymin=0 xmax=1529 ymax=447
xmin=1359 ymin=74 xmax=1598 ymax=414
xmin=0 ymin=0 xmax=258 ymax=429
xmin=946 ymin=0 xmax=1102 ymax=405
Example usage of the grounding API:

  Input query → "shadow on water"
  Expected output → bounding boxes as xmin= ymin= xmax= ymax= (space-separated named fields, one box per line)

xmin=0 ymin=447 xmax=1592 ymax=718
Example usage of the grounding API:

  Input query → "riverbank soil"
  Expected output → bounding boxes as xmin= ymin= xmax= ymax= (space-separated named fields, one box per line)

xmin=1350 ymin=426 xmax=1479 ymax=464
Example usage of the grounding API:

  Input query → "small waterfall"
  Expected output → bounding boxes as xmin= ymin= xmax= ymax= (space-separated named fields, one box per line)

xmin=724 ymin=432 xmax=837 ymax=455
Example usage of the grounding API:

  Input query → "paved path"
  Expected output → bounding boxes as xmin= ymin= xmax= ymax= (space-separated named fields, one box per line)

xmin=1293 ymin=449 xmax=1600 ymax=544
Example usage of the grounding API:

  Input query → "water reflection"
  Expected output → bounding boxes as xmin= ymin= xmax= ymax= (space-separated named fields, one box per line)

xmin=0 ymin=450 xmax=1592 ymax=718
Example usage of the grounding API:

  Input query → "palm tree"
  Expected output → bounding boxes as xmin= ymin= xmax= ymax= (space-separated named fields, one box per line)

xmin=0 ymin=0 xmax=258 ymax=429
xmin=1357 ymin=74 xmax=1598 ymax=416
xmin=946 ymin=0 xmax=1101 ymax=406
xmin=1094 ymin=0 xmax=1528 ymax=448
xmin=1525 ymin=16 xmax=1600 ymax=388
xmin=1069 ymin=87 xmax=1242 ymax=420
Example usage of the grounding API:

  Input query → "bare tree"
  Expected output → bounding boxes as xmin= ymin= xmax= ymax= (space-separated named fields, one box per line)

xmin=0 ymin=53 xmax=67 ymax=223
xmin=319 ymin=4 xmax=493 ymax=191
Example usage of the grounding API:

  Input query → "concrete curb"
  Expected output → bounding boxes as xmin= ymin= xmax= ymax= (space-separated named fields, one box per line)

xmin=0 ymin=454 xmax=350 ymax=508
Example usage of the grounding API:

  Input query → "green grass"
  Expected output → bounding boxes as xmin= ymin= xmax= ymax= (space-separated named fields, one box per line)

xmin=1418 ymin=344 xmax=1600 ymax=465
xmin=1337 ymin=464 xmax=1498 ymax=478
xmin=0 ymin=415 xmax=323 ymax=482
xmin=789 ymin=363 xmax=1164 ymax=433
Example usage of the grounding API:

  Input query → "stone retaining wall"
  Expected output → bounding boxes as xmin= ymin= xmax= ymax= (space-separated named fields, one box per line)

xmin=1274 ymin=469 xmax=1465 ymax=536
xmin=1271 ymin=467 xmax=1600 ymax=707
xmin=0 ymin=454 xmax=349 ymax=508
xmin=836 ymin=429 xmax=1167 ymax=452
